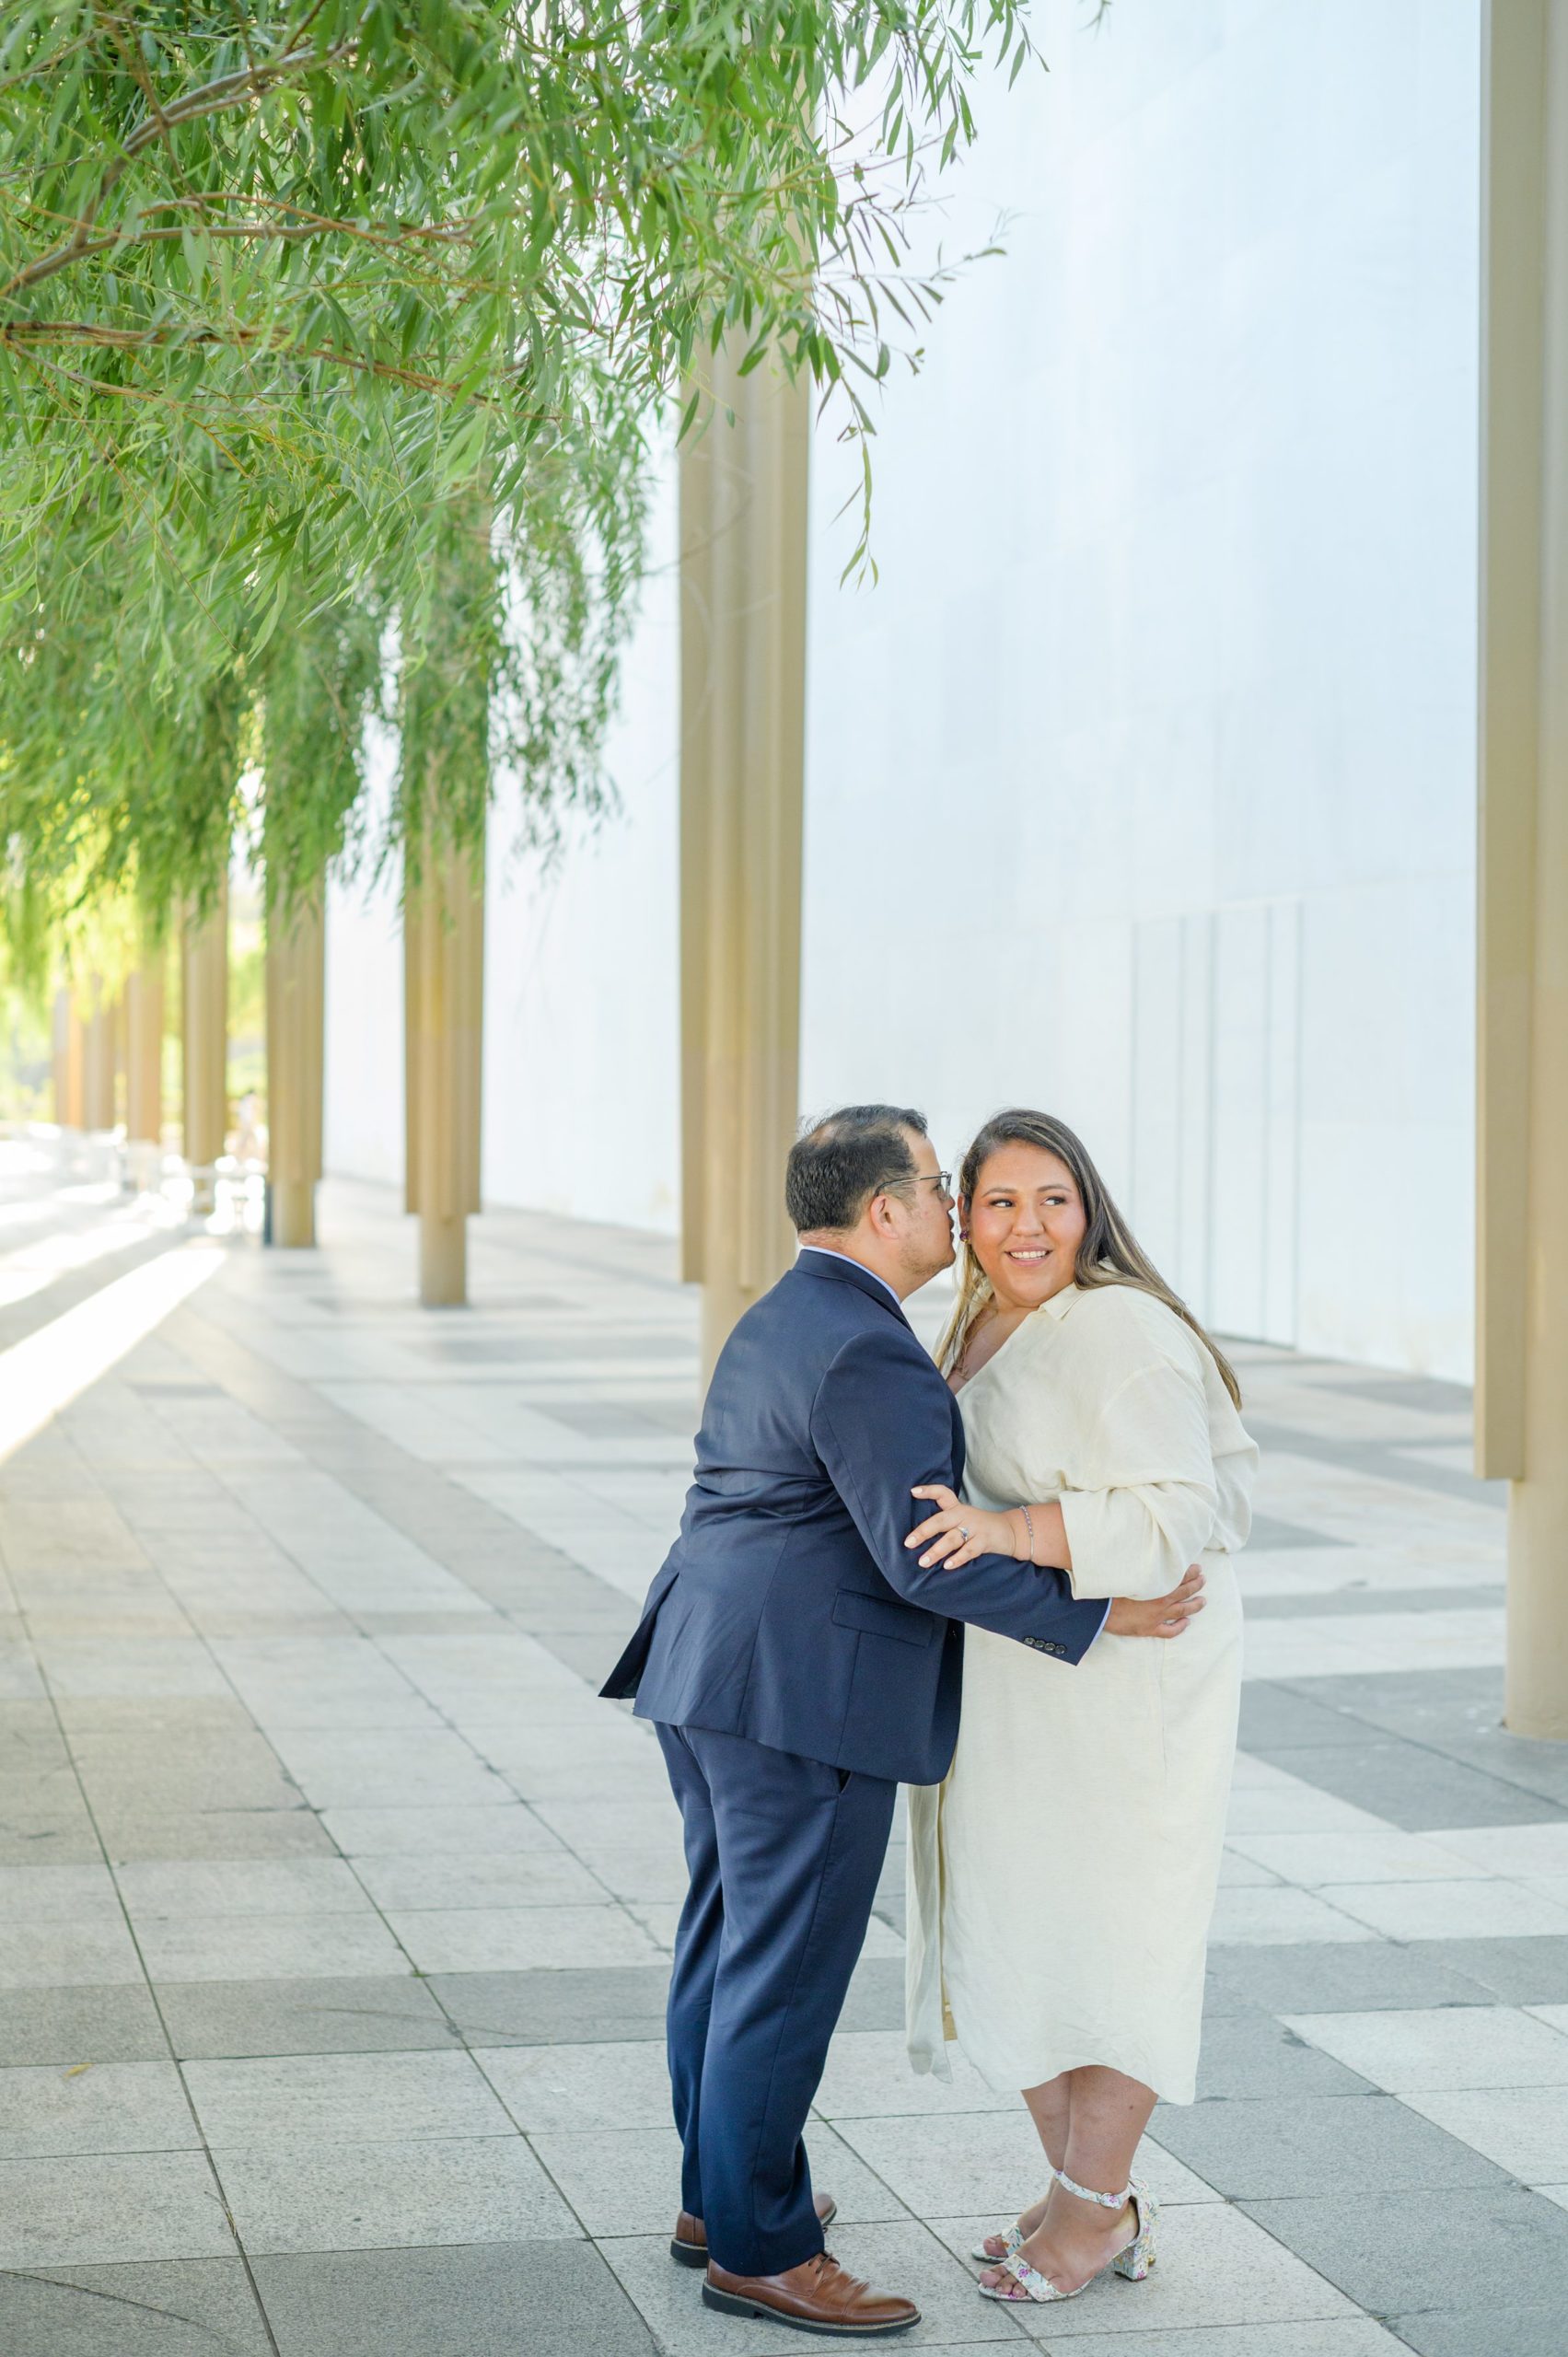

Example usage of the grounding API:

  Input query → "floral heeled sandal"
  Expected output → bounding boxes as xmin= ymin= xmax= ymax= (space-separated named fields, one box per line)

xmin=969 ymin=2216 xmax=1030 ymax=2265
xmin=969 ymin=2163 xmax=1152 ymax=2265
xmin=976 ymin=2167 xmax=1157 ymax=2305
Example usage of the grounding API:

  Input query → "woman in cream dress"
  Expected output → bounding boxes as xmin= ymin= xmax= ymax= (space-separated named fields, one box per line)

xmin=903 ymin=1109 xmax=1256 ymax=2310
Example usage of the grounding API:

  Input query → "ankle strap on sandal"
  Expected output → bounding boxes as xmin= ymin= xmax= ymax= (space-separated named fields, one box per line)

xmin=1051 ymin=2165 xmax=1132 ymax=2209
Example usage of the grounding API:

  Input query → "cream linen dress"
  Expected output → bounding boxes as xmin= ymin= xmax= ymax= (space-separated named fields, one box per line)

xmin=905 ymin=1280 xmax=1256 ymax=2104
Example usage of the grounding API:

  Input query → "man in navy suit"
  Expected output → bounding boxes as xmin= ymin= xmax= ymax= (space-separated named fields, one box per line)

xmin=602 ymin=1106 xmax=1203 ymax=2337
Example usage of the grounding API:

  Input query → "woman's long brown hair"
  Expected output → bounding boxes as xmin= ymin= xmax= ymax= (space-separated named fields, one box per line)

xmin=937 ymin=1108 xmax=1243 ymax=1407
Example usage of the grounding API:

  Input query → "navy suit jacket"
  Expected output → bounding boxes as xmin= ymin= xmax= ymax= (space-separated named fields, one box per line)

xmin=600 ymin=1250 xmax=1106 ymax=1784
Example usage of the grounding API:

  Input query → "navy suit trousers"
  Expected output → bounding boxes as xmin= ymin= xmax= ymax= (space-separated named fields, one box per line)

xmin=656 ymin=1721 xmax=897 ymax=2277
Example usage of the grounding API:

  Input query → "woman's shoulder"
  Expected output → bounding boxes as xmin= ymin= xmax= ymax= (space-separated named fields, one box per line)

xmin=1051 ymin=1280 xmax=1204 ymax=1371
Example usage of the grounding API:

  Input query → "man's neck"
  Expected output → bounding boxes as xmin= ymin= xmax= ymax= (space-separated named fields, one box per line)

xmin=797 ymin=1236 xmax=912 ymax=1301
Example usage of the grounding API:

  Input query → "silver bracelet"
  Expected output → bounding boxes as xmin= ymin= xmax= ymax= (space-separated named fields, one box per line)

xmin=1018 ymin=1503 xmax=1036 ymax=1562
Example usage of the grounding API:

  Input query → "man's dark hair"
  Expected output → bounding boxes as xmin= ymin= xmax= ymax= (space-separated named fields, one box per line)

xmin=784 ymin=1105 xmax=928 ymax=1234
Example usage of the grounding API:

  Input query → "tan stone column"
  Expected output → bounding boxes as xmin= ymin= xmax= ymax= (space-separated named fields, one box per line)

xmin=679 ymin=351 xmax=811 ymax=1381
xmin=404 ymin=841 xmax=483 ymax=1306
xmin=112 ymin=993 xmax=128 ymax=1133
xmin=124 ymin=942 xmax=166 ymax=1195
xmin=124 ymin=945 xmax=165 ymax=1146
xmin=1478 ymin=0 xmax=1568 ymax=1736
xmin=52 ymin=990 xmax=85 ymax=1130
xmin=265 ymin=894 xmax=325 ymax=1248
xmin=81 ymin=979 xmax=117 ymax=1132
xmin=181 ymin=880 xmax=229 ymax=1216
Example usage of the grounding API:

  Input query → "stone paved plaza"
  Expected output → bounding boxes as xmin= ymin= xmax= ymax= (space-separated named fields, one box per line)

xmin=0 ymin=1143 xmax=1565 ymax=2355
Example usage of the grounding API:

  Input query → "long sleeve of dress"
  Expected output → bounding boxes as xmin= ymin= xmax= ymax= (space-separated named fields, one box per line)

xmin=1055 ymin=1356 xmax=1218 ymax=1600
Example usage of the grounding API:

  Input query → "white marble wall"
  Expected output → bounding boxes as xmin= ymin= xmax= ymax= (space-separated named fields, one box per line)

xmin=799 ymin=0 xmax=1480 ymax=1376
xmin=477 ymin=463 xmax=680 ymax=1237
xmin=324 ymin=0 xmax=1481 ymax=1375
xmin=324 ymin=471 xmax=681 ymax=1236
xmin=322 ymin=716 xmax=404 ymax=1191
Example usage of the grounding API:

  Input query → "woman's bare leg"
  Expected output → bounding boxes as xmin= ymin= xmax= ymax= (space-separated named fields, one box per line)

xmin=974 ymin=2072 xmax=1071 ymax=2258
xmin=1059 ymin=2065 xmax=1156 ymax=2203
xmin=979 ymin=2065 xmax=1157 ymax=2297
xmin=1022 ymin=2073 xmax=1072 ymax=2174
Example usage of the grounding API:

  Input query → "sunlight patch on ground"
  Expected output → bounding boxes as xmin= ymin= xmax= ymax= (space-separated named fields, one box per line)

xmin=0 ymin=1239 xmax=225 ymax=1461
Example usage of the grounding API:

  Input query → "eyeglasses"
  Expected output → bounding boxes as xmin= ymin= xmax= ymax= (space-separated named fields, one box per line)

xmin=879 ymin=1171 xmax=953 ymax=1203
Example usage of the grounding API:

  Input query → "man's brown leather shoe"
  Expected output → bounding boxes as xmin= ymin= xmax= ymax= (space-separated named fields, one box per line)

xmin=703 ymin=2251 xmax=919 ymax=2336
xmin=671 ymin=2195 xmax=837 ymax=2268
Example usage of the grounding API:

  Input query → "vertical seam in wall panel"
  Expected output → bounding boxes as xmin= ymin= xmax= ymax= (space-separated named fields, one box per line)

xmin=1176 ymin=915 xmax=1189 ymax=1300
xmin=1291 ymin=898 xmax=1305 ymax=1350
xmin=1129 ymin=923 xmax=1142 ymax=1226
xmin=1203 ymin=908 xmax=1218 ymax=1331
xmin=1260 ymin=901 xmax=1275 ymax=1340
xmin=1174 ymin=919 xmax=1188 ymax=1291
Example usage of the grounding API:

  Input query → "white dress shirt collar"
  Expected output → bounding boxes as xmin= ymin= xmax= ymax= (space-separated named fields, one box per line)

xmin=796 ymin=1246 xmax=904 ymax=1309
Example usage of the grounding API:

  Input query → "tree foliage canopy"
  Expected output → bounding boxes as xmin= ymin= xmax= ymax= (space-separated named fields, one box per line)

xmin=0 ymin=0 xmax=1041 ymax=946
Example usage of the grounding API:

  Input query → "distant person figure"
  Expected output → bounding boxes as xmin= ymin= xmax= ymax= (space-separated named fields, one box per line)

xmin=601 ymin=1105 xmax=1204 ymax=2339
xmin=234 ymin=1091 xmax=262 ymax=1165
xmin=902 ymin=1109 xmax=1257 ymax=2310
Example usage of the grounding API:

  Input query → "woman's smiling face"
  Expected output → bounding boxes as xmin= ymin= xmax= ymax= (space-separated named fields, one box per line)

xmin=965 ymin=1143 xmax=1088 ymax=1313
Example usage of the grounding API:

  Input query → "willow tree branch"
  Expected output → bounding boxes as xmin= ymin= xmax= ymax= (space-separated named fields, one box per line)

xmin=0 ymin=21 xmax=362 ymax=301
xmin=0 ymin=317 xmax=562 ymax=409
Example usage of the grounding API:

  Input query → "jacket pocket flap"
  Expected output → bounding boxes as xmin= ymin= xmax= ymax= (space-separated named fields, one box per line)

xmin=831 ymin=1586 xmax=937 ymax=1647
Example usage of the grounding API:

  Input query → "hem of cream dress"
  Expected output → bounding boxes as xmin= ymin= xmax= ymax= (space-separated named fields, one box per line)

xmin=914 ymin=2014 xmax=1198 ymax=2107
xmin=958 ymin=2030 xmax=1198 ymax=2107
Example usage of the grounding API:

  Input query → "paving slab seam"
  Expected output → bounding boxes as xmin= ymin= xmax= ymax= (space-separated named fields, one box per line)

xmin=20 ymin=1612 xmax=286 ymax=2357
